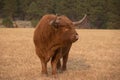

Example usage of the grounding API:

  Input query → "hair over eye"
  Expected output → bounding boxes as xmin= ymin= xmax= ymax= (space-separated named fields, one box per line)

xmin=64 ymin=28 xmax=69 ymax=31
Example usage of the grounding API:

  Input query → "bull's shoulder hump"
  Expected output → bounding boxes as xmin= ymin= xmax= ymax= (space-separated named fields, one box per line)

xmin=42 ymin=14 xmax=56 ymax=19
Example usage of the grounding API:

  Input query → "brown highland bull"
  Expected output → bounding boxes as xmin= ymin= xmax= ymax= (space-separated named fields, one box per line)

xmin=33 ymin=14 xmax=87 ymax=76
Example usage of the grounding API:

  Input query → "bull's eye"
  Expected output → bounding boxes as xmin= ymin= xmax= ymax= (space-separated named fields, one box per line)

xmin=64 ymin=28 xmax=69 ymax=32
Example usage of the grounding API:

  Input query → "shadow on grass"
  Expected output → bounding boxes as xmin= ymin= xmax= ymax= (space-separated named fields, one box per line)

xmin=67 ymin=57 xmax=90 ymax=70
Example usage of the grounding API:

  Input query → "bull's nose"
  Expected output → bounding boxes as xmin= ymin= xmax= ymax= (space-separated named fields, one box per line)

xmin=75 ymin=34 xmax=79 ymax=40
xmin=71 ymin=33 xmax=79 ymax=42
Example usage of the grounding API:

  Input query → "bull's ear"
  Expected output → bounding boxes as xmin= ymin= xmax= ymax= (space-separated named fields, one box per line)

xmin=49 ymin=14 xmax=60 ymax=29
xmin=73 ymin=14 xmax=87 ymax=26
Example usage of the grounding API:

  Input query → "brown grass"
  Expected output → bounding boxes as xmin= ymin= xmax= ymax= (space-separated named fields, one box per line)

xmin=0 ymin=28 xmax=120 ymax=80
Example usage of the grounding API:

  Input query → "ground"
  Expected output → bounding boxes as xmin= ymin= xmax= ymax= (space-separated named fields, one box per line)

xmin=0 ymin=28 xmax=120 ymax=80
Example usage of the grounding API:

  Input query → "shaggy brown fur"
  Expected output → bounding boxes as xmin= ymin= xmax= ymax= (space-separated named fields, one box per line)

xmin=33 ymin=14 xmax=78 ymax=75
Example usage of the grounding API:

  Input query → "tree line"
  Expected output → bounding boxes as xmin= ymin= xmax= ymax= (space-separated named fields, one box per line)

xmin=0 ymin=0 xmax=120 ymax=29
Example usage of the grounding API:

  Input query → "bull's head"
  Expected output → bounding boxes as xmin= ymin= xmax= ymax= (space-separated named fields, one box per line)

xmin=49 ymin=14 xmax=87 ymax=43
xmin=50 ymin=14 xmax=87 ymax=28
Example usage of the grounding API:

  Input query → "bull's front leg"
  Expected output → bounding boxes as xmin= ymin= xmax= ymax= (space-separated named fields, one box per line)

xmin=62 ymin=45 xmax=71 ymax=71
xmin=62 ymin=52 xmax=69 ymax=71
xmin=40 ymin=59 xmax=48 ymax=75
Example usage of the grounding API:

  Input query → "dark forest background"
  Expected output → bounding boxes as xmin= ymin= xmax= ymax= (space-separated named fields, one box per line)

xmin=0 ymin=0 xmax=120 ymax=29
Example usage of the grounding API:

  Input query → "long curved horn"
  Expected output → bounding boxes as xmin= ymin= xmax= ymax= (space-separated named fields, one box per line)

xmin=73 ymin=14 xmax=87 ymax=26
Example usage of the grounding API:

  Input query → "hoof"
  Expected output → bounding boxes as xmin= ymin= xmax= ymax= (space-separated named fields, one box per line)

xmin=58 ymin=69 xmax=63 ymax=73
xmin=63 ymin=69 xmax=66 ymax=71
xmin=41 ymin=72 xmax=48 ymax=77
xmin=41 ymin=73 xmax=48 ymax=77
xmin=52 ymin=74 xmax=58 ymax=79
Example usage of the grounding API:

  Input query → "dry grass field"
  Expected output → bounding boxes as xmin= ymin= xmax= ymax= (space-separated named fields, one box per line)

xmin=0 ymin=28 xmax=120 ymax=80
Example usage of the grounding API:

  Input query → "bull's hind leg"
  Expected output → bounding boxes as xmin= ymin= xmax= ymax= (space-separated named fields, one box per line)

xmin=57 ymin=59 xmax=63 ymax=73
xmin=51 ymin=48 xmax=62 ymax=75
xmin=35 ymin=48 xmax=48 ymax=75
xmin=57 ymin=59 xmax=61 ymax=70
